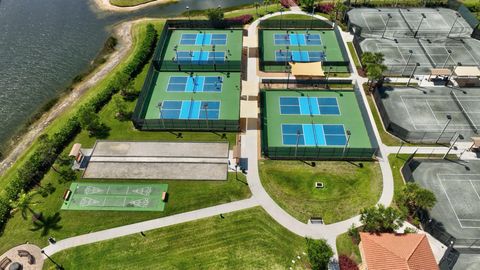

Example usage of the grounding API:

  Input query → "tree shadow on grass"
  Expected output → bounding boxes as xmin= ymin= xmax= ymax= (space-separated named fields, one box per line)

xmin=30 ymin=212 xmax=62 ymax=237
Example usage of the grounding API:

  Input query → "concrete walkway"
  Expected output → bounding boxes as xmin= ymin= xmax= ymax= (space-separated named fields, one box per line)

xmin=39 ymin=10 xmax=474 ymax=261
xmin=42 ymin=198 xmax=258 ymax=256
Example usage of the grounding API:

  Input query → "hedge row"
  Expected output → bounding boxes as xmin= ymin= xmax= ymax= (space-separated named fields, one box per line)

xmin=0 ymin=23 xmax=158 ymax=231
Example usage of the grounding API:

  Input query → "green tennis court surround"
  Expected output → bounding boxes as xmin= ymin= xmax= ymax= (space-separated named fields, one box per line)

xmin=62 ymin=182 xmax=168 ymax=212
xmin=157 ymin=29 xmax=243 ymax=72
xmin=259 ymin=28 xmax=350 ymax=73
xmin=135 ymin=71 xmax=240 ymax=131
xmin=261 ymin=90 xmax=376 ymax=160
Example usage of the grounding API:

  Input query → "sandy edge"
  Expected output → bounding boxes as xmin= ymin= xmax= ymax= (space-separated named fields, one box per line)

xmin=93 ymin=0 xmax=177 ymax=12
xmin=0 ymin=18 xmax=155 ymax=176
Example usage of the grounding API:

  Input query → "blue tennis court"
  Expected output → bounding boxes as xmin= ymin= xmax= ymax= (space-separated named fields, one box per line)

xmin=282 ymin=124 xmax=347 ymax=146
xmin=280 ymin=97 xmax=340 ymax=115
xmin=160 ymin=100 xmax=220 ymax=119
xmin=167 ymin=76 xmax=223 ymax=92
xmin=274 ymin=33 xmax=322 ymax=46
xmin=180 ymin=33 xmax=227 ymax=45
xmin=275 ymin=50 xmax=325 ymax=62
xmin=176 ymin=51 xmax=225 ymax=64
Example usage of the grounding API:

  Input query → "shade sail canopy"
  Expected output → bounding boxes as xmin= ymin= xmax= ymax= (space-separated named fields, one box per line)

xmin=430 ymin=68 xmax=451 ymax=76
xmin=289 ymin=62 xmax=325 ymax=77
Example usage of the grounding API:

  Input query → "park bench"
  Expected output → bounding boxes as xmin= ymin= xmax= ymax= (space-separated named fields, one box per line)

xmin=0 ymin=257 xmax=11 ymax=270
xmin=162 ymin=192 xmax=167 ymax=202
xmin=17 ymin=250 xmax=35 ymax=265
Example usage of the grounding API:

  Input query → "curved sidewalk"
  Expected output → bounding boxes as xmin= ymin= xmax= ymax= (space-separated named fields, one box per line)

xmin=42 ymin=10 xmax=396 ymax=258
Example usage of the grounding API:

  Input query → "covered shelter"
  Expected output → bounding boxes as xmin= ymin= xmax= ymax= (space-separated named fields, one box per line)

xmin=68 ymin=143 xmax=84 ymax=164
xmin=454 ymin=66 xmax=480 ymax=87
xmin=240 ymin=100 xmax=258 ymax=131
xmin=427 ymin=68 xmax=451 ymax=81
xmin=289 ymin=62 xmax=325 ymax=78
xmin=469 ymin=137 xmax=480 ymax=152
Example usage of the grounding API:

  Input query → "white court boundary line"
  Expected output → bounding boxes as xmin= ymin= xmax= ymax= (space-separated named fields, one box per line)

xmin=437 ymin=174 xmax=480 ymax=229
xmin=400 ymin=96 xmax=480 ymax=130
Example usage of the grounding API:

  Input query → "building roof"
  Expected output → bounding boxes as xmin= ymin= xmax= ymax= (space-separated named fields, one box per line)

xmin=430 ymin=68 xmax=451 ymax=76
xmin=360 ymin=232 xmax=439 ymax=270
xmin=454 ymin=66 xmax=480 ymax=77
xmin=69 ymin=143 xmax=82 ymax=157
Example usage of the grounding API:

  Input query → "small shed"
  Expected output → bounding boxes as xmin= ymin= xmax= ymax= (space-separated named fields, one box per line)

xmin=69 ymin=143 xmax=84 ymax=163
xmin=454 ymin=66 xmax=480 ymax=87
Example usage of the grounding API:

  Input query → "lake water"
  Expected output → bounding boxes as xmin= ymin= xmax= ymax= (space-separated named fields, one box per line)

xmin=0 ymin=0 xmax=254 ymax=152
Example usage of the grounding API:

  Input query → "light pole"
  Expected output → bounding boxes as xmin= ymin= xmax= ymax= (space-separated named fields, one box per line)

xmin=212 ymin=44 xmax=216 ymax=70
xmin=294 ymin=129 xmax=301 ymax=159
xmin=280 ymin=7 xmax=284 ymax=29
xmin=436 ymin=114 xmax=452 ymax=143
xmin=41 ymin=250 xmax=64 ymax=270
xmin=442 ymin=49 xmax=452 ymax=69
xmin=157 ymin=102 xmax=165 ymax=129
xmin=382 ymin=13 xmax=392 ymax=39
xmin=414 ymin=13 xmax=426 ymax=38
xmin=402 ymin=50 xmax=413 ymax=76
xmin=309 ymin=5 xmax=315 ymax=32
xmin=407 ymin=63 xmax=420 ymax=87
xmin=443 ymin=134 xmax=464 ymax=159
xmin=447 ymin=13 xmax=461 ymax=38
xmin=186 ymin=6 xmax=190 ymax=26
xmin=203 ymin=103 xmax=209 ymax=129
xmin=342 ymin=130 xmax=351 ymax=157
xmin=285 ymin=46 xmax=290 ymax=72
xmin=287 ymin=65 xmax=291 ymax=89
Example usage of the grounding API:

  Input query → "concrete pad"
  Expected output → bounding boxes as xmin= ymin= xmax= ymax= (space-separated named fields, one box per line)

xmin=91 ymin=141 xmax=229 ymax=158
xmin=83 ymin=141 xmax=229 ymax=180
xmin=84 ymin=162 xmax=227 ymax=180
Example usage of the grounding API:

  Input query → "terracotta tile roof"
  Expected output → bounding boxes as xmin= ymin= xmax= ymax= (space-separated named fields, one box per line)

xmin=359 ymin=232 xmax=439 ymax=270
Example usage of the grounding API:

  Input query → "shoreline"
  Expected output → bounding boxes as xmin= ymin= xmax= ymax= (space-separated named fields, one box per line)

xmin=0 ymin=20 xmax=137 ymax=176
xmin=93 ymin=0 xmax=177 ymax=12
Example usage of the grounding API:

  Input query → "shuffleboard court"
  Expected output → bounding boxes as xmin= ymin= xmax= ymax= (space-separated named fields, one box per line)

xmin=282 ymin=124 xmax=347 ymax=146
xmin=160 ymin=100 xmax=220 ymax=119
xmin=280 ymin=97 xmax=340 ymax=115
xmin=167 ymin=76 xmax=223 ymax=92
xmin=62 ymin=182 xmax=168 ymax=211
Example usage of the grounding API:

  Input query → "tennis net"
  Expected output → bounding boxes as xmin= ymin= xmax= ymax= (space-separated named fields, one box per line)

xmin=450 ymin=90 xmax=478 ymax=133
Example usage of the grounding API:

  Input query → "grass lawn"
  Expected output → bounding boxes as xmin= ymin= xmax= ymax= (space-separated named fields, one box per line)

xmin=388 ymin=154 xmax=409 ymax=204
xmin=0 ymin=20 xmax=246 ymax=254
xmin=363 ymin=89 xmax=406 ymax=146
xmin=259 ymin=160 xmax=382 ymax=224
xmin=336 ymin=231 xmax=361 ymax=264
xmin=347 ymin=42 xmax=361 ymax=68
xmin=225 ymin=4 xmax=282 ymax=20
xmin=109 ymin=0 xmax=176 ymax=7
xmin=0 ymin=172 xmax=250 ymax=254
xmin=45 ymin=207 xmax=306 ymax=270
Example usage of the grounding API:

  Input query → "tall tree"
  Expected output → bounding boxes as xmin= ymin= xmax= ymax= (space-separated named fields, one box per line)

xmin=306 ymin=238 xmax=333 ymax=270
xmin=361 ymin=52 xmax=387 ymax=91
xmin=77 ymin=105 xmax=103 ymax=134
xmin=360 ymin=204 xmax=405 ymax=233
xmin=397 ymin=183 xmax=436 ymax=216
xmin=10 ymin=191 xmax=40 ymax=220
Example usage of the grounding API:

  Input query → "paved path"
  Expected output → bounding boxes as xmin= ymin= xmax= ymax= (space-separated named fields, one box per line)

xmin=39 ymin=10 xmax=478 ymax=261
xmin=42 ymin=198 xmax=258 ymax=256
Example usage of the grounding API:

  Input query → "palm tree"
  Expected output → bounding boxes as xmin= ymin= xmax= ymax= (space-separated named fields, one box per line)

xmin=361 ymin=52 xmax=387 ymax=91
xmin=10 ymin=191 xmax=40 ymax=221
xmin=30 ymin=212 xmax=62 ymax=236
xmin=255 ymin=1 xmax=260 ymax=16
xmin=397 ymin=183 xmax=436 ymax=216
